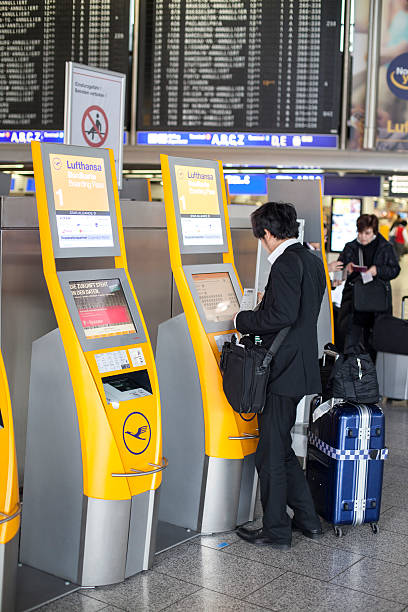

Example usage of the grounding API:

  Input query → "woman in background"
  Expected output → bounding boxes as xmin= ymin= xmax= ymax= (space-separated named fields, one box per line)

xmin=335 ymin=214 xmax=400 ymax=358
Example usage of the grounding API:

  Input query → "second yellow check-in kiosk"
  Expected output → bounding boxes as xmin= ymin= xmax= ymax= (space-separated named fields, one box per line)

xmin=0 ymin=351 xmax=20 ymax=612
xmin=157 ymin=156 xmax=258 ymax=534
xmin=20 ymin=143 xmax=164 ymax=586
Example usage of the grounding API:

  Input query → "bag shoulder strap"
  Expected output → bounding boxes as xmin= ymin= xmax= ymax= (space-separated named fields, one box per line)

xmin=261 ymin=251 xmax=304 ymax=369
xmin=359 ymin=247 xmax=364 ymax=267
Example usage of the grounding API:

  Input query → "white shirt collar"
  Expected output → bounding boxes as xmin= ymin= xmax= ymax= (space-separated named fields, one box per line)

xmin=267 ymin=238 xmax=299 ymax=267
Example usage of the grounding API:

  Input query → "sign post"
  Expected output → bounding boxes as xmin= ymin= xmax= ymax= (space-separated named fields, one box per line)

xmin=64 ymin=62 xmax=125 ymax=188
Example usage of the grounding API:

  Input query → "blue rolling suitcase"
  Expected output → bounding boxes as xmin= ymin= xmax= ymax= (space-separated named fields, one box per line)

xmin=307 ymin=400 xmax=388 ymax=537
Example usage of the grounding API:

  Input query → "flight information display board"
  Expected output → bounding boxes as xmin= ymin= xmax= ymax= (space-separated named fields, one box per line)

xmin=192 ymin=272 xmax=240 ymax=324
xmin=0 ymin=0 xmax=130 ymax=130
xmin=69 ymin=278 xmax=136 ymax=339
xmin=138 ymin=0 xmax=342 ymax=135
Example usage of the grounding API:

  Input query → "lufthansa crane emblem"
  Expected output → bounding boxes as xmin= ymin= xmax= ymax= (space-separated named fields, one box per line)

xmin=123 ymin=412 xmax=151 ymax=455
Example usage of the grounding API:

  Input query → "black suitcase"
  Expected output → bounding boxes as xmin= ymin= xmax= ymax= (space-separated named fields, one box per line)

xmin=372 ymin=296 xmax=408 ymax=355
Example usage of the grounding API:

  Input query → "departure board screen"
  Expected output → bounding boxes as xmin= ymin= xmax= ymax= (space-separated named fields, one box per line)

xmin=192 ymin=272 xmax=240 ymax=323
xmin=0 ymin=1 xmax=130 ymax=130
xmin=69 ymin=278 xmax=136 ymax=339
xmin=138 ymin=0 xmax=342 ymax=135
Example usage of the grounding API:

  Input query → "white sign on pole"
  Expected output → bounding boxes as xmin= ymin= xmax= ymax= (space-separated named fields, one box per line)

xmin=64 ymin=62 xmax=126 ymax=188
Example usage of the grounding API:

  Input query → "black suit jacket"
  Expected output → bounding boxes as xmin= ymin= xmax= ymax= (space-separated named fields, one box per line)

xmin=236 ymin=242 xmax=326 ymax=397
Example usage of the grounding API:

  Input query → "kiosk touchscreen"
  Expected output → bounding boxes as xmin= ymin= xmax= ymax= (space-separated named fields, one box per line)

xmin=157 ymin=155 xmax=258 ymax=536
xmin=0 ymin=351 xmax=20 ymax=612
xmin=20 ymin=143 xmax=164 ymax=587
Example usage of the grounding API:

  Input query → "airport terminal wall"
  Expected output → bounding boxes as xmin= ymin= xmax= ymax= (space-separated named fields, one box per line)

xmin=0 ymin=197 xmax=257 ymax=481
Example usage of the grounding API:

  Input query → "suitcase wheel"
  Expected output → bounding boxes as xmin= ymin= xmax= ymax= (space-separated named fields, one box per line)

xmin=370 ymin=522 xmax=379 ymax=535
xmin=333 ymin=526 xmax=343 ymax=538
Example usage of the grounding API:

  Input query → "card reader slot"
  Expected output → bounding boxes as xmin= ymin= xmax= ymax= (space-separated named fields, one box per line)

xmin=102 ymin=369 xmax=152 ymax=404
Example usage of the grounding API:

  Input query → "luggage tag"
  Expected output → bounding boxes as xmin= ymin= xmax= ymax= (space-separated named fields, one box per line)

xmin=312 ymin=398 xmax=343 ymax=422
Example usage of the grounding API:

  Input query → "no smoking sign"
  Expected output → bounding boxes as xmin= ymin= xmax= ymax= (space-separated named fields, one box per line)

xmin=81 ymin=105 xmax=108 ymax=147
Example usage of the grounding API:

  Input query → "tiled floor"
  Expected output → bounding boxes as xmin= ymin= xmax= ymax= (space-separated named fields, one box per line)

xmin=40 ymin=256 xmax=408 ymax=611
xmin=38 ymin=399 xmax=408 ymax=612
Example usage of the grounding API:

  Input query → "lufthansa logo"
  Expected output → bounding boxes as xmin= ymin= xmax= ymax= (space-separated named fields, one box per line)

xmin=52 ymin=157 xmax=62 ymax=170
xmin=239 ymin=413 xmax=256 ymax=422
xmin=123 ymin=412 xmax=151 ymax=455
xmin=387 ymin=53 xmax=408 ymax=100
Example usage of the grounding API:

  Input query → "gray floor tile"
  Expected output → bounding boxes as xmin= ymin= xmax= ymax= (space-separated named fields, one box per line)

xmin=246 ymin=571 xmax=404 ymax=612
xmin=382 ymin=484 xmax=408 ymax=510
xmin=386 ymin=423 xmax=408 ymax=436
xmin=39 ymin=593 xmax=109 ymax=611
xmin=331 ymin=557 xmax=408 ymax=605
xmin=222 ymin=537 xmax=362 ymax=581
xmin=165 ymin=588 xmax=269 ymax=611
xmin=154 ymin=539 xmax=283 ymax=598
xmin=318 ymin=519 xmax=408 ymax=565
xmin=383 ymin=465 xmax=408 ymax=487
xmin=154 ymin=540 xmax=198 ymax=565
xmin=386 ymin=433 xmax=408 ymax=451
xmin=83 ymin=570 xmax=200 ymax=612
xmin=381 ymin=507 xmax=408 ymax=536
xmin=387 ymin=448 xmax=408 ymax=469
xmin=198 ymin=530 xmax=240 ymax=550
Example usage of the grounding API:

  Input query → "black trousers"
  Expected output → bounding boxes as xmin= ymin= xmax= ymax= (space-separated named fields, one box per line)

xmin=255 ymin=393 xmax=320 ymax=544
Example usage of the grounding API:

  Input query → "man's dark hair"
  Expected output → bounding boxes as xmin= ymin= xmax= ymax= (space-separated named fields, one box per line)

xmin=251 ymin=201 xmax=299 ymax=240
xmin=356 ymin=214 xmax=378 ymax=234
xmin=401 ymin=220 xmax=407 ymax=227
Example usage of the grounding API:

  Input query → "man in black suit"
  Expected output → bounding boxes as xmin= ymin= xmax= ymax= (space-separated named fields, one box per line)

xmin=236 ymin=202 xmax=326 ymax=550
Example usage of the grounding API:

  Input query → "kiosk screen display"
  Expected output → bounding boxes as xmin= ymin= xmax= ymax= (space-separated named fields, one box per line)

xmin=69 ymin=278 xmax=136 ymax=339
xmin=175 ymin=164 xmax=223 ymax=246
xmin=330 ymin=198 xmax=362 ymax=252
xmin=49 ymin=153 xmax=114 ymax=249
xmin=192 ymin=272 xmax=240 ymax=323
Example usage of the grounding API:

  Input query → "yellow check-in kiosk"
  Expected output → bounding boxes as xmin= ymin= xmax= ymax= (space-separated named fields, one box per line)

xmin=20 ymin=143 xmax=164 ymax=586
xmin=0 ymin=351 xmax=20 ymax=612
xmin=157 ymin=155 xmax=258 ymax=535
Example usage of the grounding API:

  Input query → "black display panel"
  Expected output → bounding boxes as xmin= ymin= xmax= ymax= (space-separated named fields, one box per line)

xmin=0 ymin=0 xmax=130 ymax=130
xmin=138 ymin=0 xmax=343 ymax=134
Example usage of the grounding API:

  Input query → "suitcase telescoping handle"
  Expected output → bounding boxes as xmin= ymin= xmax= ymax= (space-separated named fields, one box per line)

xmin=322 ymin=342 xmax=339 ymax=364
xmin=402 ymin=296 xmax=408 ymax=320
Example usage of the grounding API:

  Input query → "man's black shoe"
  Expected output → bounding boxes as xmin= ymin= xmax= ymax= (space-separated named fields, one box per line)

xmin=292 ymin=521 xmax=323 ymax=540
xmin=236 ymin=527 xmax=291 ymax=550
